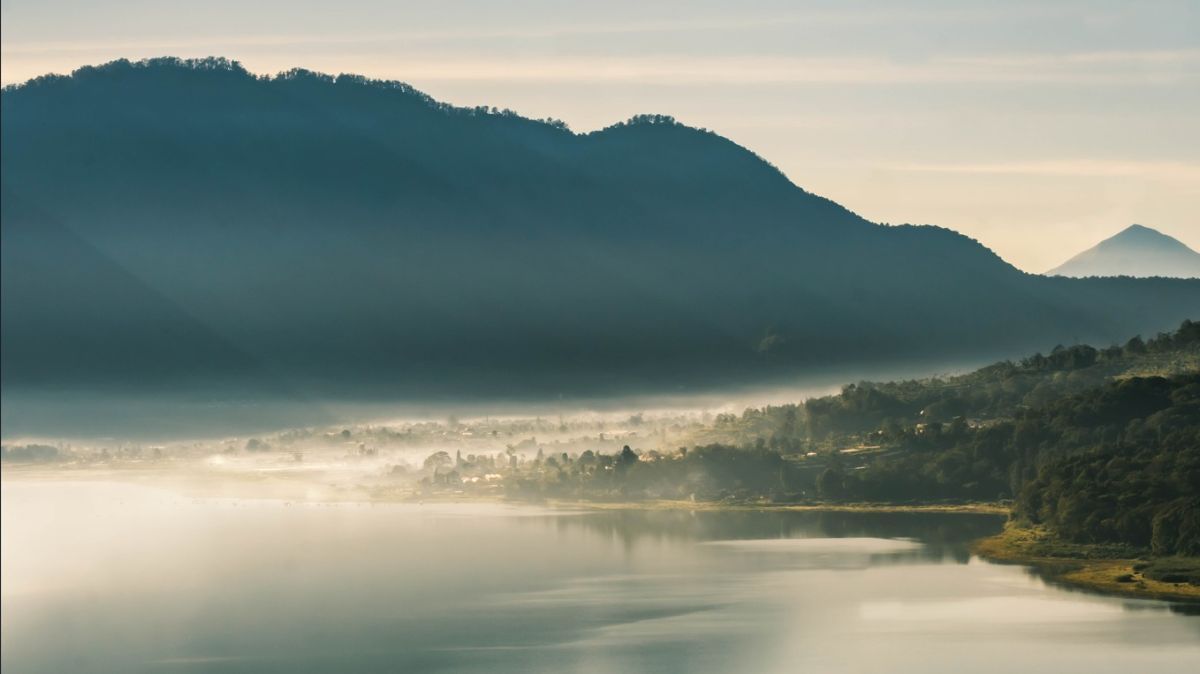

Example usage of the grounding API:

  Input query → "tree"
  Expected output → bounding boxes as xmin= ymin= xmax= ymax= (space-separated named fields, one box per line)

xmin=424 ymin=450 xmax=453 ymax=472
xmin=618 ymin=445 xmax=639 ymax=470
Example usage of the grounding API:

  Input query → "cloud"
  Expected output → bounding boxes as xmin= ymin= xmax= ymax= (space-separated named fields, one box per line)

xmin=879 ymin=159 xmax=1200 ymax=181
xmin=17 ymin=49 xmax=1185 ymax=88
xmin=366 ymin=50 xmax=1199 ymax=86
xmin=0 ymin=5 xmax=1076 ymax=57
xmin=8 ymin=48 xmax=1196 ymax=91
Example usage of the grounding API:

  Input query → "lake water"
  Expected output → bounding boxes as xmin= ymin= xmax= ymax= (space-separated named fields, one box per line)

xmin=2 ymin=479 xmax=1198 ymax=673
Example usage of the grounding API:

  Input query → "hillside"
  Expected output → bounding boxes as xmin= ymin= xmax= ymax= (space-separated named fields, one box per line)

xmin=491 ymin=321 xmax=1200 ymax=559
xmin=3 ymin=57 xmax=1199 ymax=415
xmin=689 ymin=319 xmax=1200 ymax=451
xmin=1047 ymin=224 xmax=1200 ymax=278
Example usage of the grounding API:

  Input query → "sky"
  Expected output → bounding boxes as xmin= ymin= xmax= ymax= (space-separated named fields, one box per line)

xmin=2 ymin=0 xmax=1197 ymax=272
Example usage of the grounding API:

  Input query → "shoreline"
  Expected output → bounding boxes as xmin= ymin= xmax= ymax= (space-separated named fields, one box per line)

xmin=972 ymin=524 xmax=1200 ymax=604
xmin=534 ymin=498 xmax=1010 ymax=515
xmin=0 ymin=466 xmax=1011 ymax=515
xmin=7 ymin=467 xmax=1197 ymax=603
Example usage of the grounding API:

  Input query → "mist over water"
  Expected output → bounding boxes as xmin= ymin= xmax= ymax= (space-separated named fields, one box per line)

xmin=3 ymin=479 xmax=1198 ymax=674
xmin=1 ymin=5 xmax=1198 ymax=673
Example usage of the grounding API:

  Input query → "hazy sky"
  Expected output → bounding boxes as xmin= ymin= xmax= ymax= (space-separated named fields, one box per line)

xmin=2 ymin=0 xmax=1197 ymax=272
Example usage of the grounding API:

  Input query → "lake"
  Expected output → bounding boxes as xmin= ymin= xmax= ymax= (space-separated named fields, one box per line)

xmin=2 ymin=479 xmax=1198 ymax=673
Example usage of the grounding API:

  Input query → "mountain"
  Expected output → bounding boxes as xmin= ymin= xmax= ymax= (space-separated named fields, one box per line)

xmin=2 ymin=57 xmax=1198 ymax=424
xmin=1047 ymin=224 xmax=1200 ymax=278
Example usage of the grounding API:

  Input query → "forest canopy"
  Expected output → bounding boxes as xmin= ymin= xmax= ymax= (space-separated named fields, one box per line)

xmin=482 ymin=321 xmax=1200 ymax=555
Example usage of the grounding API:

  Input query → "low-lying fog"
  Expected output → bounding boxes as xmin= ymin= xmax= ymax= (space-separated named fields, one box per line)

xmin=2 ymin=405 xmax=743 ymax=503
xmin=5 ymin=360 xmax=1200 ymax=674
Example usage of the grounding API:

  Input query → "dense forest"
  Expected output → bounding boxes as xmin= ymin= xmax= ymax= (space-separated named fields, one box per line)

xmin=491 ymin=321 xmax=1200 ymax=555
xmin=4 ymin=57 xmax=1198 ymax=438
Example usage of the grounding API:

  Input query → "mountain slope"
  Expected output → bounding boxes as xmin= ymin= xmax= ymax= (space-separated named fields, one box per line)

xmin=2 ymin=57 xmax=1198 ymax=409
xmin=1047 ymin=224 xmax=1200 ymax=278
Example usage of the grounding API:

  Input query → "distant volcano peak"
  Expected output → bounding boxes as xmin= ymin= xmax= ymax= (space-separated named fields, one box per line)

xmin=1047 ymin=225 xmax=1200 ymax=278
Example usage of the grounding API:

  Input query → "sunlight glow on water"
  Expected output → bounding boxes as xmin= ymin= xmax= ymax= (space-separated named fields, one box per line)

xmin=2 ymin=479 xmax=1198 ymax=674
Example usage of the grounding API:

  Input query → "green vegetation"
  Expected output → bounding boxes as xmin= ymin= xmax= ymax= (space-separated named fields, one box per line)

xmin=1136 ymin=558 xmax=1200 ymax=585
xmin=822 ymin=372 xmax=1200 ymax=556
xmin=479 ymin=320 xmax=1200 ymax=564
xmin=973 ymin=524 xmax=1200 ymax=601
xmin=698 ymin=318 xmax=1199 ymax=451
xmin=503 ymin=444 xmax=800 ymax=502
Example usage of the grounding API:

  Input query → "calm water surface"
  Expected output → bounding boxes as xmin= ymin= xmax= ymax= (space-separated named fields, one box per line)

xmin=2 ymin=480 xmax=1198 ymax=673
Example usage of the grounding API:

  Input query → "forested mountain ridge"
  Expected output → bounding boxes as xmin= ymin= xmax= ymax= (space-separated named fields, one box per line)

xmin=3 ymin=57 xmax=1198 ymax=405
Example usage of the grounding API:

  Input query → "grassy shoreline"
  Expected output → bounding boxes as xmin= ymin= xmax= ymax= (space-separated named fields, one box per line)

xmin=973 ymin=524 xmax=1200 ymax=603
xmin=534 ymin=498 xmax=1010 ymax=515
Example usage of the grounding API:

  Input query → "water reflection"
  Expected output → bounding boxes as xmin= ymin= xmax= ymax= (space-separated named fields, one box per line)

xmin=538 ymin=509 xmax=1004 ymax=565
xmin=2 ymin=481 xmax=1198 ymax=674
